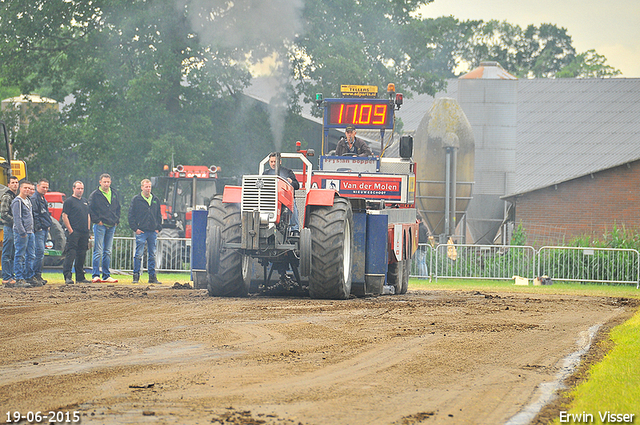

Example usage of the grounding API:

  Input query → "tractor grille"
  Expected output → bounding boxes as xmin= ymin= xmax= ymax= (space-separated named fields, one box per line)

xmin=241 ymin=175 xmax=278 ymax=223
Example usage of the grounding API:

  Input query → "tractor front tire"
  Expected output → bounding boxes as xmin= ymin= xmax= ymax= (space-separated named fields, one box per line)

xmin=307 ymin=197 xmax=353 ymax=300
xmin=388 ymin=258 xmax=410 ymax=295
xmin=206 ymin=196 xmax=249 ymax=297
xmin=156 ymin=228 xmax=181 ymax=270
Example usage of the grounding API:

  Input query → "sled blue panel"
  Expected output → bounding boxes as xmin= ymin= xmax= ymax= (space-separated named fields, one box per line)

xmin=365 ymin=214 xmax=388 ymax=294
xmin=366 ymin=214 xmax=388 ymax=274
xmin=191 ymin=210 xmax=208 ymax=272
xmin=351 ymin=211 xmax=367 ymax=286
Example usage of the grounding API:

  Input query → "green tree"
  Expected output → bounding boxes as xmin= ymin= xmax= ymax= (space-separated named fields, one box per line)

xmin=0 ymin=81 xmax=19 ymax=102
xmin=557 ymin=49 xmax=622 ymax=78
xmin=406 ymin=16 xmax=480 ymax=79
xmin=0 ymin=0 xmax=304 ymax=193
xmin=458 ymin=20 xmax=577 ymax=78
xmin=412 ymin=18 xmax=619 ymax=79
xmin=290 ymin=0 xmax=445 ymax=109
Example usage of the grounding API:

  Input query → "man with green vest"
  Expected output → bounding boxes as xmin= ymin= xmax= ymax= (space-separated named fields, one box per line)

xmin=128 ymin=178 xmax=163 ymax=284
xmin=89 ymin=173 xmax=121 ymax=283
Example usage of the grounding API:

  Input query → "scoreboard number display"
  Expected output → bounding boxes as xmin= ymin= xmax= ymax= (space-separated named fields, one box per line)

xmin=325 ymin=99 xmax=393 ymax=130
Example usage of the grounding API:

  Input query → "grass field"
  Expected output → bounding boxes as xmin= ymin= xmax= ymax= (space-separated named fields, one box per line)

xmin=37 ymin=272 xmax=640 ymax=421
xmin=550 ymin=311 xmax=640 ymax=424
xmin=410 ymin=277 xmax=640 ymax=298
xmin=41 ymin=272 xmax=640 ymax=297
xmin=40 ymin=271 xmax=192 ymax=285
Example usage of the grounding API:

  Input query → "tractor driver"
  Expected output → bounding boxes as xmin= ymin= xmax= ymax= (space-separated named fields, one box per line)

xmin=264 ymin=152 xmax=300 ymax=236
xmin=335 ymin=125 xmax=373 ymax=157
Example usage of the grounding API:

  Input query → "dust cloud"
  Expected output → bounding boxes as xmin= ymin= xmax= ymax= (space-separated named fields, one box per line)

xmin=182 ymin=0 xmax=305 ymax=151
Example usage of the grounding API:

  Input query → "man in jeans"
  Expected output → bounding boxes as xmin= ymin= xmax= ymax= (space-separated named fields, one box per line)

xmin=31 ymin=178 xmax=53 ymax=285
xmin=89 ymin=173 xmax=121 ymax=283
xmin=128 ymin=179 xmax=163 ymax=284
xmin=11 ymin=180 xmax=37 ymax=288
xmin=1 ymin=176 xmax=19 ymax=286
xmin=416 ymin=214 xmax=430 ymax=279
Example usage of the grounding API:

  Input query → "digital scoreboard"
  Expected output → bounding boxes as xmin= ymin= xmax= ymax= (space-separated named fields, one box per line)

xmin=324 ymin=98 xmax=394 ymax=130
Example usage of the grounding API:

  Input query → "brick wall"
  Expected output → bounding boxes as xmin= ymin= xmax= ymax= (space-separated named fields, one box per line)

xmin=510 ymin=160 xmax=640 ymax=246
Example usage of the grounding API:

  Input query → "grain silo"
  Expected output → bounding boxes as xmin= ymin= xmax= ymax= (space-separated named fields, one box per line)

xmin=413 ymin=98 xmax=475 ymax=240
xmin=458 ymin=62 xmax=517 ymax=244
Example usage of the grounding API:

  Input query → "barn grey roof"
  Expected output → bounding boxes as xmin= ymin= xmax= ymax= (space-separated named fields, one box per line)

xmin=396 ymin=78 xmax=640 ymax=197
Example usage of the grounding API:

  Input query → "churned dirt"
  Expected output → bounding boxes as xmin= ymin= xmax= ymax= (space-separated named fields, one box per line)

xmin=0 ymin=283 xmax=636 ymax=425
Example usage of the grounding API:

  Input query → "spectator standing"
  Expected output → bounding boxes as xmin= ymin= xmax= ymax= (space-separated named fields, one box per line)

xmin=416 ymin=215 xmax=430 ymax=279
xmin=128 ymin=179 xmax=163 ymax=284
xmin=89 ymin=173 xmax=121 ymax=283
xmin=31 ymin=178 xmax=52 ymax=285
xmin=1 ymin=176 xmax=19 ymax=286
xmin=61 ymin=181 xmax=91 ymax=285
xmin=11 ymin=180 xmax=37 ymax=288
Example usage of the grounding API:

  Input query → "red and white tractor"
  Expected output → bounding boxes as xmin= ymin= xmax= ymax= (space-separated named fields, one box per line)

xmin=205 ymin=84 xmax=418 ymax=299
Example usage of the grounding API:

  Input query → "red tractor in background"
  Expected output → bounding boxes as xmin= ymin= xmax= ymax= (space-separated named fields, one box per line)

xmin=151 ymin=164 xmax=231 ymax=269
xmin=153 ymin=164 xmax=220 ymax=238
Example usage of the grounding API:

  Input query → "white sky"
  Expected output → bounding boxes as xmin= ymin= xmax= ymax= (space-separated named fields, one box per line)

xmin=417 ymin=0 xmax=640 ymax=77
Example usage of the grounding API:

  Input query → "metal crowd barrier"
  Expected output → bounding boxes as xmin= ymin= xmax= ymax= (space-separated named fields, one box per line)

xmin=537 ymin=246 xmax=639 ymax=287
xmin=84 ymin=236 xmax=640 ymax=287
xmin=432 ymin=244 xmax=537 ymax=282
xmin=87 ymin=236 xmax=192 ymax=273
xmin=410 ymin=243 xmax=640 ymax=288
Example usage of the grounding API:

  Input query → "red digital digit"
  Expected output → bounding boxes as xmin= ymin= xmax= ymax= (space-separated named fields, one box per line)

xmin=358 ymin=104 xmax=372 ymax=124
xmin=372 ymin=105 xmax=387 ymax=125
xmin=344 ymin=104 xmax=358 ymax=124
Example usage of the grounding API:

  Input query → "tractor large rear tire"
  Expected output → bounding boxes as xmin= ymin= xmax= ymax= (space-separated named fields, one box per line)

xmin=307 ymin=197 xmax=353 ymax=300
xmin=206 ymin=196 xmax=249 ymax=297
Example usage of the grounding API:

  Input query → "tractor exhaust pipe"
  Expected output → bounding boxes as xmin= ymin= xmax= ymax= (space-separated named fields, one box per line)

xmin=275 ymin=152 xmax=281 ymax=178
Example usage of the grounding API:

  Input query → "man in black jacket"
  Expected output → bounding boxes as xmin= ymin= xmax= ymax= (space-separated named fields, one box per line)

xmin=88 ymin=173 xmax=121 ymax=283
xmin=128 ymin=179 xmax=162 ymax=283
xmin=31 ymin=178 xmax=53 ymax=285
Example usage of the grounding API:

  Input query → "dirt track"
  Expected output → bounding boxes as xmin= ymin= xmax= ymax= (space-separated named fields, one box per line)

xmin=0 ymin=283 xmax=635 ymax=424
